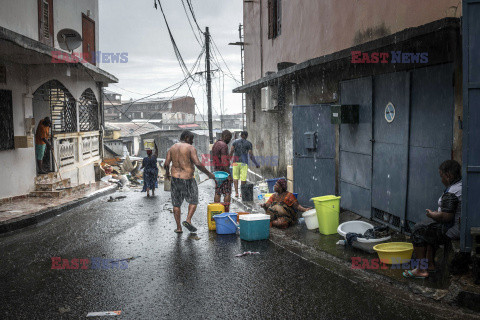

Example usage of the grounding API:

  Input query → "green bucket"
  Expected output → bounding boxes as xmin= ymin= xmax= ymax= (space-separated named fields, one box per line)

xmin=311 ymin=195 xmax=341 ymax=235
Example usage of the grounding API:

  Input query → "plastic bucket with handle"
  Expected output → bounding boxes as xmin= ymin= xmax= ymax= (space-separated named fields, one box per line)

xmin=213 ymin=212 xmax=239 ymax=235
xmin=311 ymin=195 xmax=341 ymax=235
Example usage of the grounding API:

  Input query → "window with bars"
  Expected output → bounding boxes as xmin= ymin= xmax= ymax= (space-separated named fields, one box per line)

xmin=268 ymin=0 xmax=281 ymax=39
xmin=0 ymin=90 xmax=14 ymax=151
xmin=34 ymin=80 xmax=77 ymax=133
xmin=79 ymin=89 xmax=99 ymax=132
xmin=38 ymin=0 xmax=53 ymax=46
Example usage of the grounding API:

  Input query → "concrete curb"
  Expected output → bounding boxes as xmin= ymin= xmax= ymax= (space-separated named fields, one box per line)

xmin=231 ymin=195 xmax=480 ymax=317
xmin=0 ymin=184 xmax=118 ymax=235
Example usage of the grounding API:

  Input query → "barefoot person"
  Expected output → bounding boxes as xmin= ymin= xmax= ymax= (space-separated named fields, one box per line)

xmin=212 ymin=130 xmax=233 ymax=206
xmin=164 ymin=130 xmax=215 ymax=233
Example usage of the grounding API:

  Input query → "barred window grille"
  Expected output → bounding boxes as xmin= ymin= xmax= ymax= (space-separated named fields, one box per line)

xmin=34 ymin=80 xmax=77 ymax=133
xmin=79 ymin=89 xmax=99 ymax=132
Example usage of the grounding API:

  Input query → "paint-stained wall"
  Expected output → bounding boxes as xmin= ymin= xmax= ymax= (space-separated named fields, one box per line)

xmin=244 ymin=0 xmax=462 ymax=83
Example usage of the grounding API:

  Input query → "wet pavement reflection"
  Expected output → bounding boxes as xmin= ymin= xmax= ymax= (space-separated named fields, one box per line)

xmin=0 ymin=183 xmax=464 ymax=319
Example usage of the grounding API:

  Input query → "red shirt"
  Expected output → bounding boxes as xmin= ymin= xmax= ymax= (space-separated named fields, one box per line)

xmin=212 ymin=140 xmax=229 ymax=172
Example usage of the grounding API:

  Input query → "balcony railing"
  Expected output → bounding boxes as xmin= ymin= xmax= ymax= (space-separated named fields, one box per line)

xmin=54 ymin=131 xmax=100 ymax=169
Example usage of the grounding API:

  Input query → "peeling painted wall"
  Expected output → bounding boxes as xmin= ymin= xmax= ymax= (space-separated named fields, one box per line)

xmin=243 ymin=0 xmax=462 ymax=84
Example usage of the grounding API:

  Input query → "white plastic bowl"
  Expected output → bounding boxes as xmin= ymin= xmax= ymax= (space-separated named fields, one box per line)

xmin=337 ymin=221 xmax=391 ymax=253
xmin=302 ymin=209 xmax=318 ymax=230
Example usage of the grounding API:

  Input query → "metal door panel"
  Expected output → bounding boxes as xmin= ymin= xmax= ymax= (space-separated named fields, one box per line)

xmin=340 ymin=182 xmax=371 ymax=219
xmin=407 ymin=64 xmax=454 ymax=225
xmin=293 ymin=104 xmax=335 ymax=206
xmin=339 ymin=77 xmax=373 ymax=218
xmin=407 ymin=146 xmax=451 ymax=224
xmin=340 ymin=77 xmax=373 ymax=155
xmin=372 ymin=142 xmax=408 ymax=215
xmin=340 ymin=151 xmax=371 ymax=189
xmin=293 ymin=105 xmax=335 ymax=159
xmin=372 ymin=72 xmax=409 ymax=226
xmin=293 ymin=157 xmax=335 ymax=205
xmin=409 ymin=64 xmax=454 ymax=149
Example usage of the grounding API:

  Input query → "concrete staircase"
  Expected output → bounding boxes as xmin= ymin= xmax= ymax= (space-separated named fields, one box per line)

xmin=31 ymin=172 xmax=87 ymax=198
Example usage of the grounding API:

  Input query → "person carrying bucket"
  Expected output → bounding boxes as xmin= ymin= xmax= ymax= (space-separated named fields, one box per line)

xmin=212 ymin=130 xmax=233 ymax=206
xmin=164 ymin=131 xmax=215 ymax=233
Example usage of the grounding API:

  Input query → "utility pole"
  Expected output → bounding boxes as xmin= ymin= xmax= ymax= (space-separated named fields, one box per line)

xmin=229 ymin=24 xmax=245 ymax=131
xmin=205 ymin=27 xmax=213 ymax=145
xmin=239 ymin=24 xmax=245 ymax=131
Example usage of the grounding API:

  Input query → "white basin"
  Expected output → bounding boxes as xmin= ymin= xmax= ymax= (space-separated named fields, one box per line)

xmin=337 ymin=221 xmax=391 ymax=253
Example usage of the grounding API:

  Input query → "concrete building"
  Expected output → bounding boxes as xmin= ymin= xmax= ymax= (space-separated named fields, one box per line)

xmin=104 ymin=122 xmax=160 ymax=157
xmin=235 ymin=1 xmax=469 ymax=240
xmin=105 ymin=96 xmax=196 ymax=123
xmin=140 ymin=129 xmax=213 ymax=160
xmin=0 ymin=0 xmax=117 ymax=199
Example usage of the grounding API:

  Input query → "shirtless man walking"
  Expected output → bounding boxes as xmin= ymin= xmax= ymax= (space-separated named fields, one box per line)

xmin=164 ymin=130 xmax=215 ymax=233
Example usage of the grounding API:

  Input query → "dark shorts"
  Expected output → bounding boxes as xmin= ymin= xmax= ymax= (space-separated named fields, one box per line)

xmin=215 ymin=179 xmax=232 ymax=196
xmin=412 ymin=220 xmax=450 ymax=247
xmin=171 ymin=177 xmax=198 ymax=207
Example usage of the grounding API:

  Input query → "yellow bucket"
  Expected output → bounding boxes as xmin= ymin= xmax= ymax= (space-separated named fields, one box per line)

xmin=373 ymin=242 xmax=414 ymax=264
xmin=264 ymin=193 xmax=274 ymax=201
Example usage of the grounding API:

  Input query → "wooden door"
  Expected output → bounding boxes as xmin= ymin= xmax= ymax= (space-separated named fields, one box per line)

xmin=82 ymin=14 xmax=96 ymax=65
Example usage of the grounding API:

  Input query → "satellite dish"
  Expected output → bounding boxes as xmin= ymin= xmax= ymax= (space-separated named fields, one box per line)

xmin=57 ymin=29 xmax=82 ymax=51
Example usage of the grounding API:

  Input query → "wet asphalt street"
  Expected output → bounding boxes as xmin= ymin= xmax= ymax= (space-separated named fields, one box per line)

xmin=0 ymin=182 xmax=444 ymax=319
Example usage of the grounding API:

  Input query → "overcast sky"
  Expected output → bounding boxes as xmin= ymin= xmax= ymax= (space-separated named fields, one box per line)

xmin=98 ymin=0 xmax=243 ymax=117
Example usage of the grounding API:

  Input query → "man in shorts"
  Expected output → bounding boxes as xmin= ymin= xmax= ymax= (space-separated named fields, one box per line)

xmin=229 ymin=131 xmax=260 ymax=197
xmin=164 ymin=130 xmax=215 ymax=233
xmin=212 ymin=130 xmax=233 ymax=205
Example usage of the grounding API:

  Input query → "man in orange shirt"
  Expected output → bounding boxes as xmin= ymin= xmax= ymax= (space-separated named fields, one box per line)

xmin=35 ymin=117 xmax=52 ymax=174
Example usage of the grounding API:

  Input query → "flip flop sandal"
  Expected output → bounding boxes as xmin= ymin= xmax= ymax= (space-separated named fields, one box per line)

xmin=174 ymin=229 xmax=183 ymax=234
xmin=403 ymin=270 xmax=428 ymax=279
xmin=182 ymin=221 xmax=197 ymax=233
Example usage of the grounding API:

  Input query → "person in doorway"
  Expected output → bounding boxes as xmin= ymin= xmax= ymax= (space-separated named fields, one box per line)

xmin=35 ymin=117 xmax=52 ymax=174
xmin=403 ymin=160 xmax=462 ymax=279
xmin=260 ymin=178 xmax=312 ymax=229
xmin=164 ymin=130 xmax=215 ymax=233
xmin=229 ymin=131 xmax=260 ymax=198
xmin=141 ymin=141 xmax=159 ymax=197
xmin=212 ymin=130 xmax=233 ymax=205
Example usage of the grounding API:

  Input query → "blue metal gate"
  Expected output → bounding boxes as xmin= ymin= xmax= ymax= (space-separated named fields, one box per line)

xmin=292 ymin=105 xmax=335 ymax=206
xmin=371 ymin=72 xmax=410 ymax=230
xmin=406 ymin=64 xmax=454 ymax=225
xmin=461 ymin=0 xmax=480 ymax=251
xmin=339 ymin=77 xmax=373 ymax=218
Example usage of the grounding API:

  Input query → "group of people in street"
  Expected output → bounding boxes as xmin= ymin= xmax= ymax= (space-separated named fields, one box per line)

xmin=142 ymin=129 xmax=306 ymax=233
xmin=141 ymin=130 xmax=463 ymax=279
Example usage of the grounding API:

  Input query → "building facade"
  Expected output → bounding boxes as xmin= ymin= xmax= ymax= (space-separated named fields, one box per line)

xmin=0 ymin=0 xmax=117 ymax=199
xmin=105 ymin=96 xmax=196 ymax=123
xmin=235 ymin=1 xmax=467 ymax=240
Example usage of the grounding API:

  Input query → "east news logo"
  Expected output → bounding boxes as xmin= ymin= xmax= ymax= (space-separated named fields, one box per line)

xmin=351 ymin=51 xmax=428 ymax=64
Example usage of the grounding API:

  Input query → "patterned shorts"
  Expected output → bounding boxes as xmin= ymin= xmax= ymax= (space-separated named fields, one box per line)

xmin=215 ymin=179 xmax=232 ymax=196
xmin=171 ymin=177 xmax=198 ymax=207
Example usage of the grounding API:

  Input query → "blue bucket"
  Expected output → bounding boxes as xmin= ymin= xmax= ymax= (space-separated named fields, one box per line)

xmin=214 ymin=171 xmax=229 ymax=184
xmin=213 ymin=212 xmax=239 ymax=235
xmin=293 ymin=193 xmax=298 ymax=199
xmin=265 ymin=178 xmax=285 ymax=193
